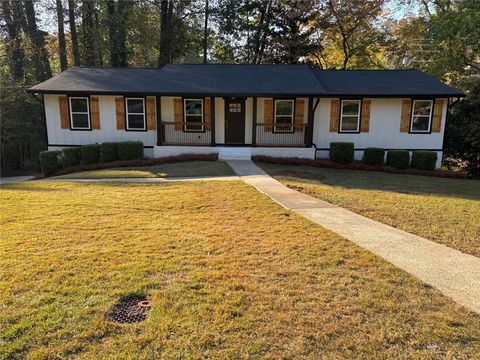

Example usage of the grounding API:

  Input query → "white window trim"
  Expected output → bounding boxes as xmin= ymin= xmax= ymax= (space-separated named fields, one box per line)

xmin=339 ymin=99 xmax=361 ymax=133
xmin=69 ymin=96 xmax=90 ymax=130
xmin=125 ymin=97 xmax=146 ymax=131
xmin=274 ymin=99 xmax=294 ymax=133
xmin=410 ymin=99 xmax=433 ymax=133
xmin=183 ymin=98 xmax=204 ymax=132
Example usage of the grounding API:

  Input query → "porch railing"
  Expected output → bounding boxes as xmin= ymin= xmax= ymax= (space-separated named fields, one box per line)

xmin=161 ymin=122 xmax=211 ymax=145
xmin=255 ymin=123 xmax=307 ymax=147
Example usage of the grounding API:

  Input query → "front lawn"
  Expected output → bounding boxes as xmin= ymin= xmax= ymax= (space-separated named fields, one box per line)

xmin=1 ymin=180 xmax=480 ymax=358
xmin=55 ymin=160 xmax=234 ymax=179
xmin=258 ymin=163 xmax=480 ymax=257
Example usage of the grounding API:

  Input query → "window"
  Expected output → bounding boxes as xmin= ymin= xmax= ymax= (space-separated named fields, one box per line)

xmin=411 ymin=100 xmax=433 ymax=133
xmin=340 ymin=100 xmax=361 ymax=132
xmin=229 ymin=103 xmax=242 ymax=113
xmin=125 ymin=98 xmax=146 ymax=130
xmin=184 ymin=99 xmax=204 ymax=132
xmin=69 ymin=97 xmax=90 ymax=129
xmin=274 ymin=99 xmax=294 ymax=133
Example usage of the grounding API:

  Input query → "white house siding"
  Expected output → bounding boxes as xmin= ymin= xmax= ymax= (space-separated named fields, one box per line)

xmin=313 ymin=98 xmax=447 ymax=168
xmin=44 ymin=94 xmax=156 ymax=153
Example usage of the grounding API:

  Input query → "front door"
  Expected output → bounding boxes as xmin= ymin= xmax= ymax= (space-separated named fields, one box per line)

xmin=224 ymin=98 xmax=245 ymax=144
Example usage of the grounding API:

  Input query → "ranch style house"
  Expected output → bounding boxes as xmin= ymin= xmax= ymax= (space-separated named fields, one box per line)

xmin=27 ymin=64 xmax=464 ymax=167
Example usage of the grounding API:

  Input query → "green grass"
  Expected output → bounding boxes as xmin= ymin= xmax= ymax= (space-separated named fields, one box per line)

xmin=1 ymin=180 xmax=480 ymax=359
xmin=258 ymin=163 xmax=480 ymax=257
xmin=55 ymin=160 xmax=234 ymax=179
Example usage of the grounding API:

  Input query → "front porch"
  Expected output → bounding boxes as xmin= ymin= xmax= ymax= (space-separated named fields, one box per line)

xmin=156 ymin=96 xmax=317 ymax=149
xmin=153 ymin=145 xmax=316 ymax=160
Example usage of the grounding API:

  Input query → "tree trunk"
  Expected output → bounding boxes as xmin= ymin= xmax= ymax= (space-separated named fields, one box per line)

xmin=107 ymin=0 xmax=119 ymax=66
xmin=68 ymin=0 xmax=80 ymax=66
xmin=158 ymin=0 xmax=174 ymax=67
xmin=56 ymin=0 xmax=68 ymax=71
xmin=0 ymin=0 xmax=25 ymax=81
xmin=117 ymin=0 xmax=133 ymax=66
xmin=256 ymin=0 xmax=274 ymax=64
xmin=23 ymin=0 xmax=52 ymax=81
xmin=81 ymin=0 xmax=96 ymax=66
xmin=203 ymin=0 xmax=208 ymax=64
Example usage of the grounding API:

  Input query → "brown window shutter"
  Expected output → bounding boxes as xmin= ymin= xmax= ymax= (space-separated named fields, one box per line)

xmin=431 ymin=99 xmax=444 ymax=133
xmin=115 ymin=96 xmax=125 ymax=130
xmin=146 ymin=96 xmax=156 ymax=130
xmin=294 ymin=99 xmax=304 ymax=133
xmin=400 ymin=99 xmax=412 ymax=132
xmin=264 ymin=98 xmax=273 ymax=131
xmin=174 ymin=98 xmax=183 ymax=131
xmin=59 ymin=96 xmax=69 ymax=129
xmin=90 ymin=96 xmax=100 ymax=129
xmin=329 ymin=99 xmax=340 ymax=132
xmin=204 ymin=97 xmax=211 ymax=131
xmin=360 ymin=99 xmax=371 ymax=132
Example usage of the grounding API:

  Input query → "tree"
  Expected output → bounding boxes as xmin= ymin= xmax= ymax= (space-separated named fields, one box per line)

xmin=265 ymin=0 xmax=319 ymax=64
xmin=0 ymin=74 xmax=46 ymax=173
xmin=0 ymin=0 xmax=26 ymax=82
xmin=320 ymin=0 xmax=386 ymax=69
xmin=444 ymin=80 xmax=480 ymax=178
xmin=23 ymin=0 xmax=52 ymax=81
xmin=80 ymin=0 xmax=97 ymax=66
xmin=158 ymin=0 xmax=174 ymax=66
xmin=203 ymin=0 xmax=208 ymax=63
xmin=68 ymin=0 xmax=80 ymax=66
xmin=56 ymin=0 xmax=68 ymax=71
xmin=107 ymin=0 xmax=133 ymax=66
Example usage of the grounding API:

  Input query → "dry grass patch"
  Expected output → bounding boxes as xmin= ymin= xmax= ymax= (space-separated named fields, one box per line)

xmin=258 ymin=162 xmax=480 ymax=257
xmin=1 ymin=180 xmax=480 ymax=359
xmin=55 ymin=160 xmax=234 ymax=179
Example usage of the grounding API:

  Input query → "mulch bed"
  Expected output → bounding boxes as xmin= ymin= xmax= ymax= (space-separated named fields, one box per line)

xmin=252 ymin=155 xmax=468 ymax=179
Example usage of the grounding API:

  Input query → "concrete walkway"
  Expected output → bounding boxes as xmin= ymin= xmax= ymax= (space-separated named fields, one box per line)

xmin=0 ymin=175 xmax=35 ymax=184
xmin=227 ymin=160 xmax=480 ymax=315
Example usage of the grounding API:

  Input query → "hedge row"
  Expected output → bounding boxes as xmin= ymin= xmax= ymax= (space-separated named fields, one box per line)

xmin=329 ymin=142 xmax=437 ymax=171
xmin=39 ymin=141 xmax=144 ymax=176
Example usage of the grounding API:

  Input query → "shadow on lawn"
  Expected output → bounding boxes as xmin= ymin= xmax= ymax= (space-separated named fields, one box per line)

xmin=264 ymin=165 xmax=480 ymax=202
xmin=0 ymin=182 xmax=60 ymax=192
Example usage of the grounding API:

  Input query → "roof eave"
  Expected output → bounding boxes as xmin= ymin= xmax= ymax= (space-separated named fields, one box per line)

xmin=27 ymin=88 xmax=465 ymax=98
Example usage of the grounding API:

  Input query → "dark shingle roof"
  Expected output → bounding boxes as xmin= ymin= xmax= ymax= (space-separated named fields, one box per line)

xmin=312 ymin=69 xmax=464 ymax=97
xmin=27 ymin=64 xmax=324 ymax=96
xmin=27 ymin=65 xmax=464 ymax=97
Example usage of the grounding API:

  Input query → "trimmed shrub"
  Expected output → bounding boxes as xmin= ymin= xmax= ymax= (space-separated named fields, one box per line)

xmin=363 ymin=147 xmax=385 ymax=166
xmin=329 ymin=142 xmax=354 ymax=164
xmin=117 ymin=141 xmax=143 ymax=161
xmin=39 ymin=150 xmax=61 ymax=176
xmin=81 ymin=144 xmax=101 ymax=165
xmin=100 ymin=142 xmax=118 ymax=163
xmin=411 ymin=151 xmax=438 ymax=171
xmin=387 ymin=150 xmax=410 ymax=169
xmin=61 ymin=147 xmax=81 ymax=168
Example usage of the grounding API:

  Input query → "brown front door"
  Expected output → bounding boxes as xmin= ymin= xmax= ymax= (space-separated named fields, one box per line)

xmin=224 ymin=98 xmax=245 ymax=144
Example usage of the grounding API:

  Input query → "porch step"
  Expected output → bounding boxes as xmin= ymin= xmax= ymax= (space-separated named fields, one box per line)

xmin=218 ymin=147 xmax=252 ymax=160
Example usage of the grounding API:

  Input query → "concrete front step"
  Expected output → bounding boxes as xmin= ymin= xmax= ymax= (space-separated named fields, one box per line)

xmin=218 ymin=147 xmax=252 ymax=160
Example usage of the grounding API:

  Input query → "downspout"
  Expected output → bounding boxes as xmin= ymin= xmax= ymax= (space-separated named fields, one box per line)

xmin=312 ymin=98 xmax=320 ymax=158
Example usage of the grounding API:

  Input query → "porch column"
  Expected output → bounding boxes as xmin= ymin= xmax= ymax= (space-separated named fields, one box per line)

xmin=210 ymin=96 xmax=216 ymax=146
xmin=252 ymin=97 xmax=257 ymax=147
xmin=305 ymin=96 xmax=314 ymax=147
xmin=156 ymin=95 xmax=162 ymax=146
